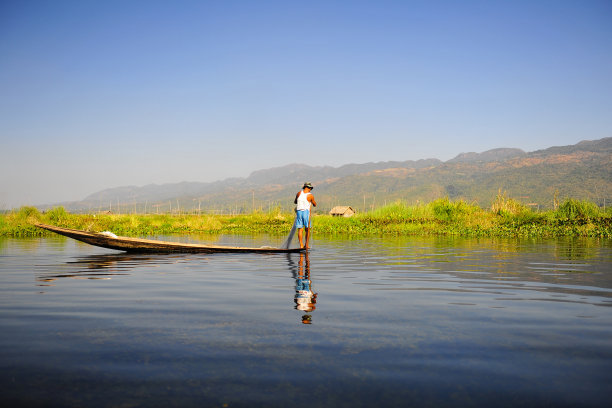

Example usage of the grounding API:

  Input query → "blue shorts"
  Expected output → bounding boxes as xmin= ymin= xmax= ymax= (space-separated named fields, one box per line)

xmin=295 ymin=210 xmax=310 ymax=229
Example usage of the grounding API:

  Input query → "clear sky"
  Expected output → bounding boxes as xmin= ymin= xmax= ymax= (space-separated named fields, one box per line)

xmin=1 ymin=0 xmax=611 ymax=208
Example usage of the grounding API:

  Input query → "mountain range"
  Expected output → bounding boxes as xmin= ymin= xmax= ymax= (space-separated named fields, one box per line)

xmin=50 ymin=137 xmax=612 ymax=213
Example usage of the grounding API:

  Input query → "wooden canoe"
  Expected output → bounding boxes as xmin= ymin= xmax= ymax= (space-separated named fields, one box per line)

xmin=35 ymin=223 xmax=306 ymax=254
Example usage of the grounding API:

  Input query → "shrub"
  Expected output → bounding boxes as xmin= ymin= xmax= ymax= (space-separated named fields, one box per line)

xmin=491 ymin=190 xmax=530 ymax=216
xmin=429 ymin=198 xmax=477 ymax=222
xmin=556 ymin=199 xmax=600 ymax=220
xmin=15 ymin=206 xmax=41 ymax=220
xmin=367 ymin=201 xmax=412 ymax=221
xmin=45 ymin=206 xmax=69 ymax=224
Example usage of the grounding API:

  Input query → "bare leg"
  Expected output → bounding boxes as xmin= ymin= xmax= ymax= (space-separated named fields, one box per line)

xmin=298 ymin=228 xmax=304 ymax=248
xmin=304 ymin=227 xmax=310 ymax=249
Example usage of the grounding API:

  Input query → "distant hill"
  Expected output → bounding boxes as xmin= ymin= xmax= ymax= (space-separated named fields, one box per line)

xmin=447 ymin=148 xmax=526 ymax=163
xmin=47 ymin=138 xmax=612 ymax=213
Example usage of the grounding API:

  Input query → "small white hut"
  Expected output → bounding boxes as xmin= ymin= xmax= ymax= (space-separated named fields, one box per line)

xmin=329 ymin=206 xmax=356 ymax=217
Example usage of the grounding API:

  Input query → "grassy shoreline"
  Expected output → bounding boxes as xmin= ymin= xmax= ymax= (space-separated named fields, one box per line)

xmin=2 ymin=197 xmax=611 ymax=239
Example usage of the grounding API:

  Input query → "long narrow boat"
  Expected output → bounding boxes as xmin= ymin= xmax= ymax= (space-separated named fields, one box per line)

xmin=35 ymin=223 xmax=305 ymax=254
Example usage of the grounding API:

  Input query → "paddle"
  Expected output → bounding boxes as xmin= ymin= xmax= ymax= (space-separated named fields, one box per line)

xmin=307 ymin=204 xmax=313 ymax=249
xmin=281 ymin=214 xmax=298 ymax=249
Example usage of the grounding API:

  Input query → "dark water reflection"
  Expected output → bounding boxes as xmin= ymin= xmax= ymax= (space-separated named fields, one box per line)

xmin=1 ymin=235 xmax=611 ymax=407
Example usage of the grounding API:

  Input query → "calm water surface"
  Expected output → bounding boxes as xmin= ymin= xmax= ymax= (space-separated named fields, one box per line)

xmin=1 ymin=235 xmax=611 ymax=407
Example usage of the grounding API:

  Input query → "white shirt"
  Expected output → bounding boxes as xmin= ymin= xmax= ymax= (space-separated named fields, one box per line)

xmin=296 ymin=191 xmax=311 ymax=211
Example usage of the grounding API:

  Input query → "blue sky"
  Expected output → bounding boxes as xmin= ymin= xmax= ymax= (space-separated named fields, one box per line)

xmin=1 ymin=0 xmax=611 ymax=208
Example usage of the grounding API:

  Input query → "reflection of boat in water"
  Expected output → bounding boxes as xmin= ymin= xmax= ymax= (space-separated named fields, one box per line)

xmin=36 ymin=253 xmax=155 ymax=284
xmin=35 ymin=223 xmax=306 ymax=254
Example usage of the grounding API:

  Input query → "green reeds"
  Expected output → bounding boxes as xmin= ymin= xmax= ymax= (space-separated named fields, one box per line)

xmin=491 ymin=189 xmax=530 ymax=216
xmin=555 ymin=199 xmax=602 ymax=221
xmin=1 ymin=196 xmax=610 ymax=238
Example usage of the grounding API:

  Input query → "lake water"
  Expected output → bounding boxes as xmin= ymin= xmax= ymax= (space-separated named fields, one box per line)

xmin=1 ymin=235 xmax=611 ymax=407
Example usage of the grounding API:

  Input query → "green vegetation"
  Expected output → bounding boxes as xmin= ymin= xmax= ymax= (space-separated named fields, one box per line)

xmin=1 ymin=197 xmax=611 ymax=239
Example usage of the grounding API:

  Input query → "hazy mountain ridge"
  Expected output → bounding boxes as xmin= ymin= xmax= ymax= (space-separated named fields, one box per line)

xmin=83 ymin=179 xmax=247 ymax=204
xmin=531 ymin=137 xmax=612 ymax=156
xmin=447 ymin=148 xmax=526 ymax=163
xmin=51 ymin=137 xmax=611 ymax=212
xmin=81 ymin=159 xmax=443 ymax=205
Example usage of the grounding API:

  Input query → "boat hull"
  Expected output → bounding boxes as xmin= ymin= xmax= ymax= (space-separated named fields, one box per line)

xmin=35 ymin=224 xmax=306 ymax=254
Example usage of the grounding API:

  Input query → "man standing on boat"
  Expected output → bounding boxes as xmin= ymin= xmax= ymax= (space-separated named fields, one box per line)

xmin=294 ymin=182 xmax=317 ymax=249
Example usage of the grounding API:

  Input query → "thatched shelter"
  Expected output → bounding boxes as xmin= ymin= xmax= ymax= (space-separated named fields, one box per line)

xmin=329 ymin=206 xmax=356 ymax=217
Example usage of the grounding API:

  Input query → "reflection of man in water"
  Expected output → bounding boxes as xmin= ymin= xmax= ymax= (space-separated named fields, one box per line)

xmin=294 ymin=252 xmax=316 ymax=324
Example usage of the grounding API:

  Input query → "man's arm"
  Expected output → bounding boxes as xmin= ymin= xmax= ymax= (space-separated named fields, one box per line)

xmin=294 ymin=192 xmax=300 ymax=205
xmin=308 ymin=194 xmax=317 ymax=207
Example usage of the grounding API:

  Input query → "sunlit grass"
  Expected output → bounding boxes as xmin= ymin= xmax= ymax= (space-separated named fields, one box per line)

xmin=1 ymin=196 xmax=610 ymax=238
